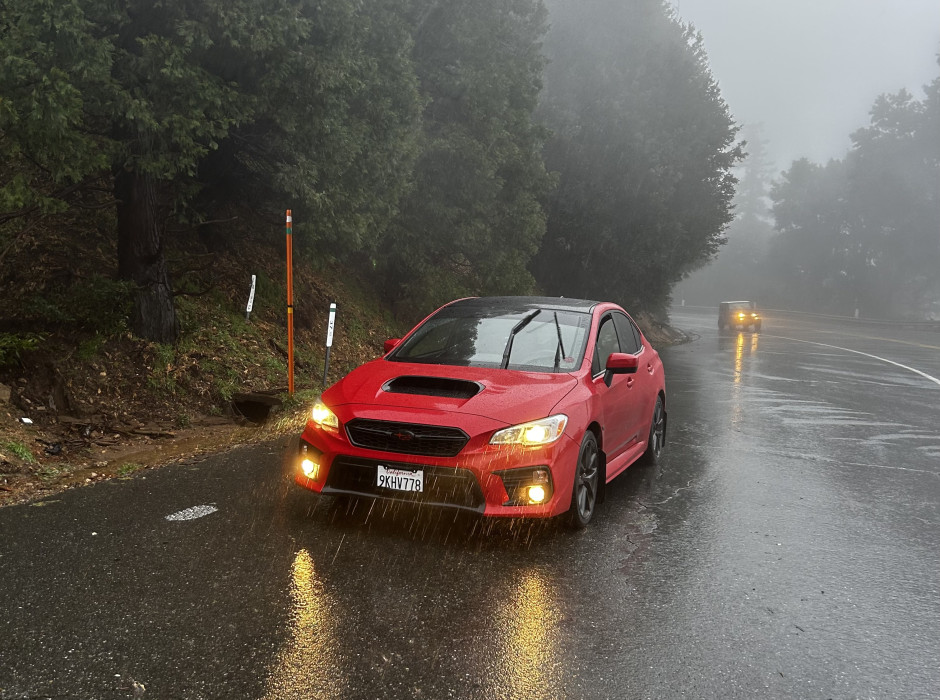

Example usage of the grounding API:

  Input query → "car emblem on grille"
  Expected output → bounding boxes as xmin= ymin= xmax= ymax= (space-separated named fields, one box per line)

xmin=392 ymin=429 xmax=416 ymax=442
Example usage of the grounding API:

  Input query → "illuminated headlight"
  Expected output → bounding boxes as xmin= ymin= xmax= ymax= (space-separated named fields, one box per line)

xmin=311 ymin=401 xmax=339 ymax=430
xmin=490 ymin=414 xmax=568 ymax=446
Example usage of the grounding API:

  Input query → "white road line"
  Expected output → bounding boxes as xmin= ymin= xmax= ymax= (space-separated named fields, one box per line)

xmin=165 ymin=505 xmax=218 ymax=521
xmin=765 ymin=334 xmax=940 ymax=387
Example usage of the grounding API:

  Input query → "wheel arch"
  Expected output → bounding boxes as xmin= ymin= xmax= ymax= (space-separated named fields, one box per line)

xmin=587 ymin=420 xmax=607 ymax=503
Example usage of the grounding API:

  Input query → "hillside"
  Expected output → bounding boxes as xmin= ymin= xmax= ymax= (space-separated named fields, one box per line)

xmin=0 ymin=216 xmax=686 ymax=507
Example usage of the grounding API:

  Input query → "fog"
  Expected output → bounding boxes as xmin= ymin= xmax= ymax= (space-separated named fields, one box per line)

xmin=669 ymin=0 xmax=940 ymax=318
xmin=670 ymin=0 xmax=940 ymax=171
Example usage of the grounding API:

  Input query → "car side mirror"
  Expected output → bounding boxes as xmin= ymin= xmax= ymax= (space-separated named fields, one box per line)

xmin=384 ymin=338 xmax=401 ymax=354
xmin=604 ymin=352 xmax=638 ymax=386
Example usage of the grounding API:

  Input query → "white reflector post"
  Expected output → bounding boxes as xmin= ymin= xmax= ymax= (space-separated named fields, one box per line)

xmin=326 ymin=302 xmax=336 ymax=347
xmin=245 ymin=274 xmax=257 ymax=321
xmin=323 ymin=302 xmax=337 ymax=388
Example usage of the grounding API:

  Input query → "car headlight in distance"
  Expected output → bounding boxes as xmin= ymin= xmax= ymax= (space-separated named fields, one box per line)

xmin=311 ymin=401 xmax=339 ymax=430
xmin=490 ymin=414 xmax=568 ymax=446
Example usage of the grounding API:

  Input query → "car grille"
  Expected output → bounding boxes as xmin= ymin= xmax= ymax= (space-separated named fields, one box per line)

xmin=325 ymin=456 xmax=485 ymax=511
xmin=345 ymin=419 xmax=469 ymax=457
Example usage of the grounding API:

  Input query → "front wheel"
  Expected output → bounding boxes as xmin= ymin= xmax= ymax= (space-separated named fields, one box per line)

xmin=640 ymin=396 xmax=665 ymax=465
xmin=568 ymin=432 xmax=600 ymax=529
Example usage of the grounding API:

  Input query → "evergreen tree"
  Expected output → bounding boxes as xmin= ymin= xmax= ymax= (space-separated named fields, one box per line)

xmin=533 ymin=0 xmax=742 ymax=313
xmin=378 ymin=0 xmax=554 ymax=313
xmin=0 ymin=0 xmax=422 ymax=341
xmin=764 ymin=61 xmax=940 ymax=317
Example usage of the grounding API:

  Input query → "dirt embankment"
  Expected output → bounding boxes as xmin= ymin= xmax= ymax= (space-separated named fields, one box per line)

xmin=0 ymin=311 xmax=687 ymax=508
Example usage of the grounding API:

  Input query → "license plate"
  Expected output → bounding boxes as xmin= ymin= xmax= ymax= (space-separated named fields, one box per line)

xmin=376 ymin=464 xmax=424 ymax=493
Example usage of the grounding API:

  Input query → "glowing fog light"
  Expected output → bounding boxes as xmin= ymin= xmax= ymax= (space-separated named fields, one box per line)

xmin=301 ymin=458 xmax=319 ymax=479
xmin=527 ymin=485 xmax=547 ymax=504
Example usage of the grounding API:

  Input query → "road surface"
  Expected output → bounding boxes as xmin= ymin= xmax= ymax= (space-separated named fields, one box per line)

xmin=2 ymin=307 xmax=938 ymax=699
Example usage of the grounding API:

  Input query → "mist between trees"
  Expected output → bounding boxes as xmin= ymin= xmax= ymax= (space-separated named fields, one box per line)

xmin=678 ymin=61 xmax=940 ymax=320
xmin=5 ymin=0 xmax=767 ymax=345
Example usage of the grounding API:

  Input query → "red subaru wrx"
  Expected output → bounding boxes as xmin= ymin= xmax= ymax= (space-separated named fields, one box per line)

xmin=292 ymin=296 xmax=666 ymax=527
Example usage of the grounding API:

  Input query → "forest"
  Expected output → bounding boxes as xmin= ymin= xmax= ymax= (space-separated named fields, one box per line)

xmin=678 ymin=61 xmax=940 ymax=320
xmin=1 ymin=0 xmax=741 ymax=348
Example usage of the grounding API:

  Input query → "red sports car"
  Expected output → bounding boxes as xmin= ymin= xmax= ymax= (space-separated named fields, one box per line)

xmin=292 ymin=296 xmax=666 ymax=527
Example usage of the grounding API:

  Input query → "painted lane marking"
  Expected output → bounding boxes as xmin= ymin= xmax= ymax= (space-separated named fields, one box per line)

xmin=165 ymin=505 xmax=218 ymax=521
xmin=764 ymin=334 xmax=940 ymax=388
xmin=790 ymin=327 xmax=940 ymax=352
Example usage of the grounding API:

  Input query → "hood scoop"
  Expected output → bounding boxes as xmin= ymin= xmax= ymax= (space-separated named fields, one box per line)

xmin=383 ymin=375 xmax=483 ymax=400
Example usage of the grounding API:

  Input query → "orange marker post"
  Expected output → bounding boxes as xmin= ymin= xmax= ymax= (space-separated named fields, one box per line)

xmin=285 ymin=209 xmax=295 ymax=394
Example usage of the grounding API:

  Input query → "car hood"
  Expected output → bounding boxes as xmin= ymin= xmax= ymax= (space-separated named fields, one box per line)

xmin=322 ymin=359 xmax=580 ymax=426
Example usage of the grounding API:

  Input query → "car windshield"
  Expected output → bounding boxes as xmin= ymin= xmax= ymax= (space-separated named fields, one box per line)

xmin=389 ymin=306 xmax=592 ymax=372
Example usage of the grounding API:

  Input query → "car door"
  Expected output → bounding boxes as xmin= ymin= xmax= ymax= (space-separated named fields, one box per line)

xmin=612 ymin=311 xmax=654 ymax=446
xmin=591 ymin=313 xmax=635 ymax=462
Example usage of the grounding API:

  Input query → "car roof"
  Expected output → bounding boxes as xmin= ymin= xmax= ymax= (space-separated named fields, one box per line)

xmin=720 ymin=300 xmax=755 ymax=305
xmin=445 ymin=296 xmax=601 ymax=314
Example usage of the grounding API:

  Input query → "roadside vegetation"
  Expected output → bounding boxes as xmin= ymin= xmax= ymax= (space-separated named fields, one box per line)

xmin=2 ymin=0 xmax=726 ymax=503
xmin=678 ymin=62 xmax=940 ymax=318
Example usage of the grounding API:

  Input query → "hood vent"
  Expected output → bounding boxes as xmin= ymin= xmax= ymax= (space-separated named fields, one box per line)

xmin=383 ymin=376 xmax=482 ymax=400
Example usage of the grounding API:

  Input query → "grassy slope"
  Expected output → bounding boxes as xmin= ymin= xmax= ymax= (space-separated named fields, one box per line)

xmin=0 ymin=213 xmax=408 ymax=504
xmin=0 ymin=212 xmax=686 ymax=506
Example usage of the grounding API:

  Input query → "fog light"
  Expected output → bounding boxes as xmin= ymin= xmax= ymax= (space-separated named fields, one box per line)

xmin=301 ymin=458 xmax=319 ymax=479
xmin=527 ymin=484 xmax=546 ymax=504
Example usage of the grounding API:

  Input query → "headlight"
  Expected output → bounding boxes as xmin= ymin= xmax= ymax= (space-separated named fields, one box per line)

xmin=490 ymin=414 xmax=568 ymax=446
xmin=311 ymin=401 xmax=339 ymax=430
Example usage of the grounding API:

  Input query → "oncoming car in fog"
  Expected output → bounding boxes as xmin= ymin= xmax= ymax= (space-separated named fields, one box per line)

xmin=291 ymin=296 xmax=666 ymax=528
xmin=718 ymin=300 xmax=762 ymax=331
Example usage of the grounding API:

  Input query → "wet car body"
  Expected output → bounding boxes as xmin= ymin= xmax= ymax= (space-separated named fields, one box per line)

xmin=292 ymin=296 xmax=666 ymax=526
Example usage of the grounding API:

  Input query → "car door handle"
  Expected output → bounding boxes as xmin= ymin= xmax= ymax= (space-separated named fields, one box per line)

xmin=647 ymin=363 xmax=654 ymax=375
xmin=626 ymin=377 xmax=634 ymax=388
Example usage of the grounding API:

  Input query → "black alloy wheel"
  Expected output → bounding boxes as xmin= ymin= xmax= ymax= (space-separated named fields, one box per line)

xmin=569 ymin=432 xmax=600 ymax=529
xmin=640 ymin=395 xmax=665 ymax=465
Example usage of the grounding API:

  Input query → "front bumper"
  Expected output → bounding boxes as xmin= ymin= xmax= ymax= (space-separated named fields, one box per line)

xmin=291 ymin=421 xmax=580 ymax=518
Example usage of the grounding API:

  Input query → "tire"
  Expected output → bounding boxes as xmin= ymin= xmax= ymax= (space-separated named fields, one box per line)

xmin=568 ymin=432 xmax=600 ymax=529
xmin=640 ymin=396 xmax=665 ymax=465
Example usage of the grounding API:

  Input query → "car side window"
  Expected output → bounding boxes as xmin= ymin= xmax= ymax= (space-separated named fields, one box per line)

xmin=613 ymin=312 xmax=641 ymax=354
xmin=592 ymin=315 xmax=620 ymax=376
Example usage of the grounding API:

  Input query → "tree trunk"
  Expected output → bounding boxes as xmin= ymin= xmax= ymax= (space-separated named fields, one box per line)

xmin=115 ymin=169 xmax=179 ymax=343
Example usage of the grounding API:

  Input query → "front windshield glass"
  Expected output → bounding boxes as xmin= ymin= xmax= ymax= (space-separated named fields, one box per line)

xmin=389 ymin=306 xmax=592 ymax=372
xmin=729 ymin=302 xmax=756 ymax=311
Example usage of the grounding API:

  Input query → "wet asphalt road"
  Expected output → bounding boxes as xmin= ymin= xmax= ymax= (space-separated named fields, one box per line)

xmin=1 ymin=307 xmax=939 ymax=700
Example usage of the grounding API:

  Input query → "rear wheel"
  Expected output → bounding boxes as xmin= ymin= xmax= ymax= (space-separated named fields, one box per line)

xmin=568 ymin=432 xmax=600 ymax=529
xmin=640 ymin=396 xmax=665 ymax=465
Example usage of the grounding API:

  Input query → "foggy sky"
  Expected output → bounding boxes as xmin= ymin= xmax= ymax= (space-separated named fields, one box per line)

xmin=669 ymin=0 xmax=940 ymax=173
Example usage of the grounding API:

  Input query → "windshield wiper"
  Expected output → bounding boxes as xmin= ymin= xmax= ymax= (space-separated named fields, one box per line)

xmin=500 ymin=309 xmax=541 ymax=369
xmin=553 ymin=312 xmax=566 ymax=372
